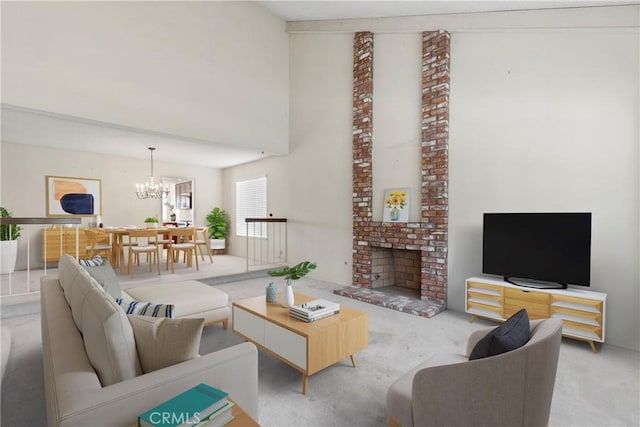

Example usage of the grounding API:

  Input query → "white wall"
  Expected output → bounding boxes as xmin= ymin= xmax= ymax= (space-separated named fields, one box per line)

xmin=448 ymin=29 xmax=639 ymax=351
xmin=226 ymin=10 xmax=638 ymax=350
xmin=1 ymin=1 xmax=289 ymax=155
xmin=0 ymin=142 xmax=222 ymax=269
xmin=223 ymin=33 xmax=354 ymax=285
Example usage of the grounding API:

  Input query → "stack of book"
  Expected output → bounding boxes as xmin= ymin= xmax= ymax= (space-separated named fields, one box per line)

xmin=138 ymin=383 xmax=234 ymax=427
xmin=289 ymin=299 xmax=340 ymax=322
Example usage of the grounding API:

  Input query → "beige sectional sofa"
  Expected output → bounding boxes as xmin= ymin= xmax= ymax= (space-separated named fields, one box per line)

xmin=40 ymin=255 xmax=258 ymax=427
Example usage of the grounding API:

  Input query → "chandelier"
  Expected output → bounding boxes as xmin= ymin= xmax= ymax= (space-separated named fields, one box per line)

xmin=135 ymin=147 xmax=169 ymax=199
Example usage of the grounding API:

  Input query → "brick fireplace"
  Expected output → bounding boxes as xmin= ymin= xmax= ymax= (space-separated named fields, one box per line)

xmin=335 ymin=31 xmax=450 ymax=318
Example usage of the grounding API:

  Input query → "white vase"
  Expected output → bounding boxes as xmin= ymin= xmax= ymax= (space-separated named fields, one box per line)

xmin=282 ymin=284 xmax=294 ymax=308
xmin=0 ymin=240 xmax=18 ymax=274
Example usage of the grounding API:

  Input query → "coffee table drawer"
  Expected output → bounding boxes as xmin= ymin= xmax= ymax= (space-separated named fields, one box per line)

xmin=264 ymin=322 xmax=307 ymax=370
xmin=233 ymin=306 xmax=265 ymax=346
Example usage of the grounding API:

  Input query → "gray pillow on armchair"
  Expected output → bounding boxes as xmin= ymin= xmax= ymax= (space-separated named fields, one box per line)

xmin=469 ymin=308 xmax=531 ymax=360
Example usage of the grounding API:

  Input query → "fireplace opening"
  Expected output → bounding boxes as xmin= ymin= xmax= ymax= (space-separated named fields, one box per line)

xmin=371 ymin=247 xmax=421 ymax=299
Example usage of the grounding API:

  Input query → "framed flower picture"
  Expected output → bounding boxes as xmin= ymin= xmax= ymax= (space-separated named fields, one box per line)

xmin=383 ymin=188 xmax=410 ymax=222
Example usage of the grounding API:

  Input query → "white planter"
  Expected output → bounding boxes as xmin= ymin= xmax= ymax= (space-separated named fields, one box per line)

xmin=209 ymin=238 xmax=226 ymax=250
xmin=282 ymin=284 xmax=295 ymax=308
xmin=0 ymin=240 xmax=18 ymax=274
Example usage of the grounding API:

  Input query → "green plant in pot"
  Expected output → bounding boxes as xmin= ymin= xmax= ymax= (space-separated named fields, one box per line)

xmin=143 ymin=216 xmax=159 ymax=227
xmin=0 ymin=207 xmax=22 ymax=274
xmin=268 ymin=261 xmax=317 ymax=307
xmin=206 ymin=207 xmax=228 ymax=250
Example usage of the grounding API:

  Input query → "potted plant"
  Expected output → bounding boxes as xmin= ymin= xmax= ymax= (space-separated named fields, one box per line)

xmin=206 ymin=207 xmax=228 ymax=250
xmin=143 ymin=216 xmax=159 ymax=227
xmin=268 ymin=261 xmax=317 ymax=307
xmin=0 ymin=207 xmax=22 ymax=274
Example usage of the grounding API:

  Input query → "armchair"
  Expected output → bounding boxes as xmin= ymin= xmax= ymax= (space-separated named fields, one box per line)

xmin=386 ymin=318 xmax=562 ymax=427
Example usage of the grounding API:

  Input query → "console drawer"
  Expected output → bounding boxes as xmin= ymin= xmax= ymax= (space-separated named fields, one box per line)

xmin=467 ymin=281 xmax=504 ymax=294
xmin=504 ymin=302 xmax=550 ymax=320
xmin=551 ymin=294 xmax=603 ymax=313
xmin=505 ymin=288 xmax=550 ymax=304
xmin=504 ymin=288 xmax=549 ymax=319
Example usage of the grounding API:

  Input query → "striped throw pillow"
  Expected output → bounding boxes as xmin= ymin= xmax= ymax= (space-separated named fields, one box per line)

xmin=114 ymin=298 xmax=174 ymax=318
xmin=79 ymin=255 xmax=105 ymax=267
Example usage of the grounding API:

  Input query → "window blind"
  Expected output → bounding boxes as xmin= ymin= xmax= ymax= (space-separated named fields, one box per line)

xmin=236 ymin=176 xmax=267 ymax=237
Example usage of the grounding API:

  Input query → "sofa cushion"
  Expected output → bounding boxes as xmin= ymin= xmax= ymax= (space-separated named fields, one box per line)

xmin=58 ymin=254 xmax=105 ymax=331
xmin=81 ymin=261 xmax=122 ymax=299
xmin=469 ymin=309 xmax=530 ymax=360
xmin=81 ymin=286 xmax=142 ymax=386
xmin=115 ymin=297 xmax=174 ymax=318
xmin=123 ymin=281 xmax=228 ymax=319
xmin=127 ymin=315 xmax=204 ymax=373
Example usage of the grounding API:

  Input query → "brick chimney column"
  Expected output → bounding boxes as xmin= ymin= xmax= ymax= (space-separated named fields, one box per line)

xmin=352 ymin=32 xmax=374 ymax=287
xmin=421 ymin=31 xmax=450 ymax=304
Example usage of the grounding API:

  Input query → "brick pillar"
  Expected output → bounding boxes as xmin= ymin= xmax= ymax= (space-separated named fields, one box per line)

xmin=421 ymin=31 xmax=450 ymax=304
xmin=352 ymin=32 xmax=374 ymax=287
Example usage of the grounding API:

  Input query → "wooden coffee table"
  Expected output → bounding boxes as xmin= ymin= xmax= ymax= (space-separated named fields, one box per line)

xmin=232 ymin=292 xmax=368 ymax=394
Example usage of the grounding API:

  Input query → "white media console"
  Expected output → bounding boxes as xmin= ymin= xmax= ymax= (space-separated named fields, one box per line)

xmin=465 ymin=276 xmax=606 ymax=352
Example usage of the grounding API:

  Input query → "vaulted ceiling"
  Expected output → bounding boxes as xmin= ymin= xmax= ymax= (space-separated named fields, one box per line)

xmin=3 ymin=1 xmax=636 ymax=168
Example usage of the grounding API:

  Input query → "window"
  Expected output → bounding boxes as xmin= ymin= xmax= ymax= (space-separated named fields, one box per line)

xmin=236 ymin=176 xmax=267 ymax=237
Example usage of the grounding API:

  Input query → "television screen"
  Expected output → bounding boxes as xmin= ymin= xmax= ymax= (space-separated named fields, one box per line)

xmin=482 ymin=213 xmax=591 ymax=288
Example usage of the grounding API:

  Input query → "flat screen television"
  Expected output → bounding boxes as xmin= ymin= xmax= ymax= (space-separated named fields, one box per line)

xmin=482 ymin=212 xmax=591 ymax=289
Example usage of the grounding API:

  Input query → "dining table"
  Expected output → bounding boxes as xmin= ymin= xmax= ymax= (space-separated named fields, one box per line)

xmin=102 ymin=226 xmax=172 ymax=273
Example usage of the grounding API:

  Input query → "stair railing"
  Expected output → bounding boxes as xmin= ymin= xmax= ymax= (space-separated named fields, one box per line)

xmin=0 ymin=217 xmax=81 ymax=297
xmin=245 ymin=218 xmax=287 ymax=272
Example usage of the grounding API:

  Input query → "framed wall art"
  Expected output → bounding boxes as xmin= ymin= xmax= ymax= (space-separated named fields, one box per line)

xmin=382 ymin=188 xmax=410 ymax=222
xmin=46 ymin=175 xmax=102 ymax=217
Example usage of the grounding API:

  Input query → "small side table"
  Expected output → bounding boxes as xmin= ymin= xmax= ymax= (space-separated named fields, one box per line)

xmin=228 ymin=397 xmax=259 ymax=426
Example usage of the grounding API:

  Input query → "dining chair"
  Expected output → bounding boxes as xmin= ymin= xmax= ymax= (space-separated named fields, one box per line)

xmin=84 ymin=228 xmax=112 ymax=259
xmin=119 ymin=233 xmax=138 ymax=265
xmin=127 ymin=229 xmax=161 ymax=277
xmin=166 ymin=227 xmax=199 ymax=273
xmin=155 ymin=229 xmax=172 ymax=259
xmin=195 ymin=227 xmax=214 ymax=263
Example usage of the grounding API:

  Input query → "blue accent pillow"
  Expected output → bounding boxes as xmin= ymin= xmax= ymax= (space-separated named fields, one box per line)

xmin=79 ymin=255 xmax=105 ymax=267
xmin=469 ymin=309 xmax=531 ymax=360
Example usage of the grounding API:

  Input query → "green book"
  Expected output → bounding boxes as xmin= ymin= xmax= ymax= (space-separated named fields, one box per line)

xmin=193 ymin=401 xmax=234 ymax=427
xmin=138 ymin=383 xmax=229 ymax=427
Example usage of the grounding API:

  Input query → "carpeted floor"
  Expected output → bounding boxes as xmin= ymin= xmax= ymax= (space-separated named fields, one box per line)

xmin=1 ymin=276 xmax=639 ymax=426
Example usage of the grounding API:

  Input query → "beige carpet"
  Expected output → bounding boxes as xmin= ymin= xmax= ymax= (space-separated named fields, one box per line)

xmin=1 ymin=275 xmax=639 ymax=426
